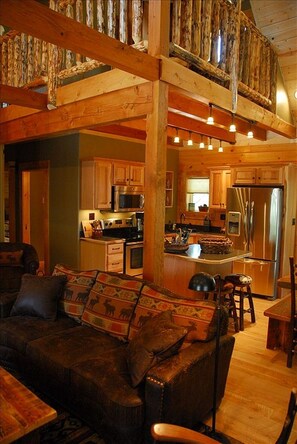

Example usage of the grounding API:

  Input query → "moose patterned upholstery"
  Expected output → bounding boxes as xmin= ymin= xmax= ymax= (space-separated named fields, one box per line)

xmin=0 ymin=266 xmax=235 ymax=444
xmin=0 ymin=242 xmax=39 ymax=317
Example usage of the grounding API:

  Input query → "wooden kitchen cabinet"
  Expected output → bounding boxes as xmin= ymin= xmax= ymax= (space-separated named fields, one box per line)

xmin=80 ymin=160 xmax=112 ymax=209
xmin=209 ymin=169 xmax=231 ymax=208
xmin=113 ymin=161 xmax=145 ymax=186
xmin=232 ymin=166 xmax=283 ymax=185
xmin=80 ymin=239 xmax=124 ymax=272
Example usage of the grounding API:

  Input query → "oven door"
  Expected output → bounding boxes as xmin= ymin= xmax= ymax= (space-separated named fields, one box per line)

xmin=125 ymin=242 xmax=143 ymax=276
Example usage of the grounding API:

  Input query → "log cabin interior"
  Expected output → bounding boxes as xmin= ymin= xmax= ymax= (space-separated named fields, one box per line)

xmin=0 ymin=1 xmax=297 ymax=443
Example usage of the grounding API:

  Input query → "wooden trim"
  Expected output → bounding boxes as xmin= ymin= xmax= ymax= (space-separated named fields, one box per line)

xmin=0 ymin=84 xmax=48 ymax=110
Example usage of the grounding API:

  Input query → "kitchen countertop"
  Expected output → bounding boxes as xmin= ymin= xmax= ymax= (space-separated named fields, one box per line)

xmin=164 ymin=244 xmax=252 ymax=264
xmin=80 ymin=237 xmax=125 ymax=244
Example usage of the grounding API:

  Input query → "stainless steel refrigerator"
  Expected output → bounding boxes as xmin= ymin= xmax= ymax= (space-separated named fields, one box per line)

xmin=226 ymin=186 xmax=283 ymax=299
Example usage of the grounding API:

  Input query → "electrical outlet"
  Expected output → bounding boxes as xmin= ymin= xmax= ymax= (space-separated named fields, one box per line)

xmin=89 ymin=213 xmax=95 ymax=220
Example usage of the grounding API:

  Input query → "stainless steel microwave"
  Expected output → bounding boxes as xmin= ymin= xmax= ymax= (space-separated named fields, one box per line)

xmin=112 ymin=185 xmax=144 ymax=212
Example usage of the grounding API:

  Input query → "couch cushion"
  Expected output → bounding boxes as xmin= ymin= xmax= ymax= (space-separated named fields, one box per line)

xmin=26 ymin=325 xmax=123 ymax=389
xmin=10 ymin=274 xmax=67 ymax=321
xmin=0 ymin=250 xmax=23 ymax=266
xmin=81 ymin=272 xmax=143 ymax=341
xmin=126 ymin=310 xmax=187 ymax=387
xmin=129 ymin=283 xmax=218 ymax=343
xmin=70 ymin=347 xmax=144 ymax=430
xmin=52 ymin=264 xmax=98 ymax=321
xmin=0 ymin=315 xmax=78 ymax=354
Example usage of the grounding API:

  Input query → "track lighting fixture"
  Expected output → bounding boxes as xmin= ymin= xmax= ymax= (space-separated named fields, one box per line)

xmin=247 ymin=121 xmax=254 ymax=138
xmin=187 ymin=132 xmax=193 ymax=146
xmin=173 ymin=128 xmax=180 ymax=143
xmin=229 ymin=113 xmax=236 ymax=132
xmin=199 ymin=134 xmax=205 ymax=149
xmin=207 ymin=104 xmax=214 ymax=125
xmin=208 ymin=138 xmax=213 ymax=150
xmin=218 ymin=140 xmax=223 ymax=152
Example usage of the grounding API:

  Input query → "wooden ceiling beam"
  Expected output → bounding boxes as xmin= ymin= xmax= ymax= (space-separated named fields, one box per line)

xmin=0 ymin=0 xmax=159 ymax=82
xmin=161 ymin=56 xmax=296 ymax=139
xmin=0 ymin=83 xmax=153 ymax=144
xmin=0 ymin=84 xmax=48 ymax=110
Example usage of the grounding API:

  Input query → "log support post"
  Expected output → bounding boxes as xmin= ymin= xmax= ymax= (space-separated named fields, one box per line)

xmin=143 ymin=0 xmax=169 ymax=285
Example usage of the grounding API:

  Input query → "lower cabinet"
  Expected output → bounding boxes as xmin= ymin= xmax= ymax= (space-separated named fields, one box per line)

xmin=80 ymin=239 xmax=124 ymax=272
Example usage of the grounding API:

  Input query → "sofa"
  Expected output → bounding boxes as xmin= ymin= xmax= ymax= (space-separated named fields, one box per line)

xmin=0 ymin=242 xmax=39 ymax=317
xmin=0 ymin=264 xmax=235 ymax=444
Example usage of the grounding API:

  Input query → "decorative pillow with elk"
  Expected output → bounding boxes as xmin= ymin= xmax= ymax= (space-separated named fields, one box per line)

xmin=81 ymin=271 xmax=143 ymax=341
xmin=52 ymin=264 xmax=98 ymax=321
xmin=128 ymin=283 xmax=218 ymax=343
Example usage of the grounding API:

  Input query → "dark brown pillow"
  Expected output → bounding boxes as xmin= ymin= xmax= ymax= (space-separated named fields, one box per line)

xmin=0 ymin=250 xmax=23 ymax=266
xmin=10 ymin=274 xmax=67 ymax=321
xmin=126 ymin=310 xmax=187 ymax=387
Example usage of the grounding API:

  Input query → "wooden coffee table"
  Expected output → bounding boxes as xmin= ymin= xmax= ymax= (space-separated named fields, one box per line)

xmin=0 ymin=366 xmax=57 ymax=443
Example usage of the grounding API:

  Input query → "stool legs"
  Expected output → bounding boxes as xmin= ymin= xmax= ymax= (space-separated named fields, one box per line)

xmin=234 ymin=284 xmax=256 ymax=331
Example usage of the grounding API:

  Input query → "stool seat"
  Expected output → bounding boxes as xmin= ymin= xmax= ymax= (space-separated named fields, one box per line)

xmin=224 ymin=273 xmax=255 ymax=331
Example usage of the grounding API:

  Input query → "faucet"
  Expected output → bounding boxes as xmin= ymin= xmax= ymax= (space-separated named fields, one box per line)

xmin=180 ymin=213 xmax=186 ymax=224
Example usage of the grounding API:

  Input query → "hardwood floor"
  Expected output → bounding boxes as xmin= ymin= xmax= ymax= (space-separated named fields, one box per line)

xmin=206 ymin=297 xmax=297 ymax=444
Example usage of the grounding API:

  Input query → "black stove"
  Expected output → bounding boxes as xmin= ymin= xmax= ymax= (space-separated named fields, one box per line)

xmin=101 ymin=218 xmax=143 ymax=243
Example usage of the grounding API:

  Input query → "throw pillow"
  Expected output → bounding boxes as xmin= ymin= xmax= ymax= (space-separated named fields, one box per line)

xmin=0 ymin=250 xmax=23 ymax=266
xmin=128 ymin=283 xmax=218 ymax=343
xmin=52 ymin=264 xmax=98 ymax=321
xmin=126 ymin=310 xmax=187 ymax=387
xmin=10 ymin=274 xmax=67 ymax=320
xmin=81 ymin=271 xmax=143 ymax=341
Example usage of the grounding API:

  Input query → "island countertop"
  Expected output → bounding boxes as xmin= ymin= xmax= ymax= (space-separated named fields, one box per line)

xmin=164 ymin=244 xmax=252 ymax=264
xmin=163 ymin=246 xmax=252 ymax=298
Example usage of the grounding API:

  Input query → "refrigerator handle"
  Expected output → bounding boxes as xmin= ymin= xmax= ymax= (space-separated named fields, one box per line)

xmin=244 ymin=201 xmax=249 ymax=247
xmin=250 ymin=200 xmax=254 ymax=243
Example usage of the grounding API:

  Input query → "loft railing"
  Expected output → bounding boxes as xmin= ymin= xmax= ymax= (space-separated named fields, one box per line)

xmin=0 ymin=0 xmax=277 ymax=112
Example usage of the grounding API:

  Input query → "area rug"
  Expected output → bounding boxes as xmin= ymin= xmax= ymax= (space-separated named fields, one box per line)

xmin=4 ymin=366 xmax=243 ymax=444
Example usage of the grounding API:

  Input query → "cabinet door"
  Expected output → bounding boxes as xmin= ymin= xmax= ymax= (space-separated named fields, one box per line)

xmin=94 ymin=161 xmax=112 ymax=209
xmin=257 ymin=167 xmax=283 ymax=184
xmin=210 ymin=170 xmax=231 ymax=208
xmin=113 ymin=162 xmax=130 ymax=185
xmin=130 ymin=164 xmax=145 ymax=186
xmin=233 ymin=167 xmax=256 ymax=185
xmin=81 ymin=161 xmax=96 ymax=209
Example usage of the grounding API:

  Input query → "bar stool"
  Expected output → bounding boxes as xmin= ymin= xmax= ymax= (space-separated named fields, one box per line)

xmin=224 ymin=273 xmax=256 ymax=331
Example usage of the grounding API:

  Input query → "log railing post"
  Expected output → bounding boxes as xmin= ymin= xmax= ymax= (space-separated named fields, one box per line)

xmin=132 ymin=0 xmax=143 ymax=44
xmin=228 ymin=0 xmax=241 ymax=113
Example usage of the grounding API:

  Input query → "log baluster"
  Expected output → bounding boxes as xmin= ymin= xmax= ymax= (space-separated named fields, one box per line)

xmin=119 ymin=0 xmax=128 ymax=44
xmin=75 ymin=0 xmax=83 ymax=63
xmin=1 ymin=40 xmax=8 ymax=86
xmin=191 ymin=0 xmax=201 ymax=56
xmin=238 ymin=22 xmax=246 ymax=83
xmin=41 ymin=40 xmax=48 ymax=77
xmin=241 ymin=20 xmax=251 ymax=87
xmin=227 ymin=0 xmax=241 ymax=113
xmin=7 ymin=37 xmax=13 ymax=86
xmin=270 ymin=48 xmax=277 ymax=113
xmin=48 ymin=0 xmax=59 ymax=108
xmin=211 ymin=0 xmax=221 ymax=67
xmin=180 ymin=0 xmax=193 ymax=52
xmin=96 ymin=0 xmax=106 ymax=33
xmin=219 ymin=0 xmax=229 ymax=72
xmin=14 ymin=34 xmax=21 ymax=87
xmin=34 ymin=37 xmax=42 ymax=79
xmin=132 ymin=0 xmax=143 ymax=44
xmin=171 ymin=0 xmax=182 ymax=46
xmin=64 ymin=1 xmax=75 ymax=68
xmin=264 ymin=42 xmax=271 ymax=100
xmin=253 ymin=31 xmax=261 ymax=94
xmin=200 ymin=0 xmax=212 ymax=62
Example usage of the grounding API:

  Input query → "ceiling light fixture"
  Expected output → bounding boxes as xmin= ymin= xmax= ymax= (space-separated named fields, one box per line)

xmin=208 ymin=137 xmax=213 ymax=150
xmin=187 ymin=132 xmax=193 ymax=146
xmin=207 ymin=104 xmax=214 ymax=125
xmin=173 ymin=128 xmax=180 ymax=143
xmin=294 ymin=90 xmax=297 ymax=99
xmin=247 ymin=121 xmax=254 ymax=139
xmin=199 ymin=134 xmax=205 ymax=149
xmin=218 ymin=140 xmax=223 ymax=152
xmin=229 ymin=113 xmax=236 ymax=133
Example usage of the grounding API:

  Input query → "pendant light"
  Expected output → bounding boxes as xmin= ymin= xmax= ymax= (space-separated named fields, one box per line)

xmin=199 ymin=134 xmax=205 ymax=149
xmin=218 ymin=140 xmax=223 ymax=152
xmin=187 ymin=132 xmax=193 ymax=146
xmin=229 ymin=113 xmax=236 ymax=132
xmin=173 ymin=128 xmax=180 ymax=143
xmin=247 ymin=121 xmax=254 ymax=139
xmin=208 ymin=137 xmax=213 ymax=150
xmin=207 ymin=104 xmax=214 ymax=125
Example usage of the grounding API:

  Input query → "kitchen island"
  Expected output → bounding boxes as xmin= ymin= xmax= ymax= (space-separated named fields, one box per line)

xmin=163 ymin=244 xmax=252 ymax=298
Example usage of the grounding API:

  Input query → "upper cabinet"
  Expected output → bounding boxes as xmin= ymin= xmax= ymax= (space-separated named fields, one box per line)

xmin=209 ymin=169 xmax=231 ymax=208
xmin=80 ymin=160 xmax=113 ymax=210
xmin=232 ymin=166 xmax=283 ymax=185
xmin=113 ymin=161 xmax=145 ymax=186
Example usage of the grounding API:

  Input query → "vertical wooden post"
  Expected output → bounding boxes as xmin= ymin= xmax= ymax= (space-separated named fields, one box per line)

xmin=76 ymin=0 xmax=83 ymax=63
xmin=132 ymin=0 xmax=143 ymax=44
xmin=191 ymin=0 xmax=201 ymax=56
xmin=172 ymin=0 xmax=182 ymax=46
xmin=119 ymin=0 xmax=128 ymax=44
xmin=180 ymin=0 xmax=193 ymax=52
xmin=144 ymin=0 xmax=170 ymax=285
xmin=228 ymin=0 xmax=241 ymax=113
